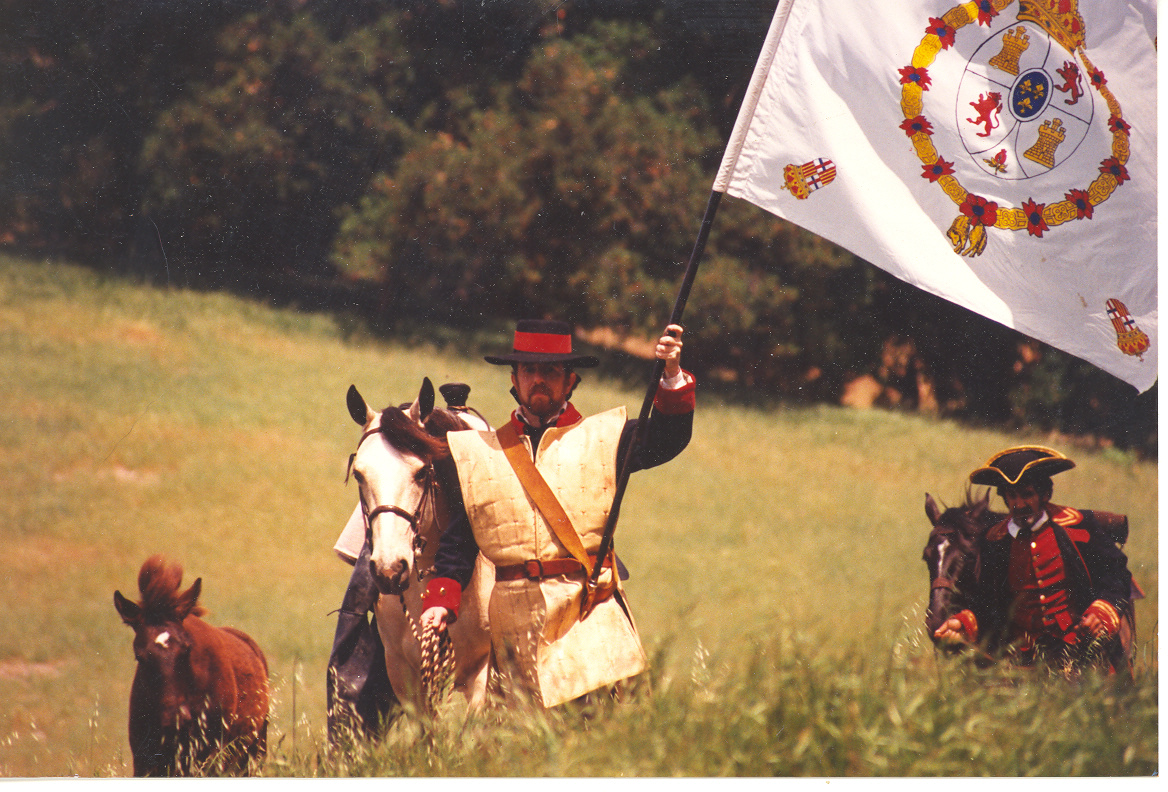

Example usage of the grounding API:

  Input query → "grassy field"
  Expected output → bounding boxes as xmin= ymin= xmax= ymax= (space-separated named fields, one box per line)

xmin=0 ymin=254 xmax=1157 ymax=777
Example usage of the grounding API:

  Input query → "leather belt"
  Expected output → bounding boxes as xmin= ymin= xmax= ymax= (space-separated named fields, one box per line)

xmin=496 ymin=554 xmax=612 ymax=582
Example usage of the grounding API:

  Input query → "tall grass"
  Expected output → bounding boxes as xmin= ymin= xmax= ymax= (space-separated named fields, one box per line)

xmin=0 ymin=254 xmax=1156 ymax=776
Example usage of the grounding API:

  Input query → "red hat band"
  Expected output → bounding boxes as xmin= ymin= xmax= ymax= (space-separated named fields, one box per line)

xmin=483 ymin=319 xmax=599 ymax=367
xmin=513 ymin=330 xmax=572 ymax=355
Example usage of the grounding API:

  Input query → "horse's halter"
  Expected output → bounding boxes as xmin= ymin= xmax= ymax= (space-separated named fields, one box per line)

xmin=347 ymin=424 xmax=436 ymax=578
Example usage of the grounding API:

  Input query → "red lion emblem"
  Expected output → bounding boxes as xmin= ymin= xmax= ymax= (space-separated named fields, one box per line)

xmin=1054 ymin=60 xmax=1083 ymax=105
xmin=966 ymin=92 xmax=1002 ymax=137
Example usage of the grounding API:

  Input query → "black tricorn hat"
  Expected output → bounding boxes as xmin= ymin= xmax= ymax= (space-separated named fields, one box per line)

xmin=969 ymin=445 xmax=1075 ymax=487
xmin=484 ymin=319 xmax=599 ymax=368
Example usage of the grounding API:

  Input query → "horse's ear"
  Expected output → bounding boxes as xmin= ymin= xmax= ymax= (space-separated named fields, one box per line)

xmin=176 ymin=578 xmax=203 ymax=620
xmin=347 ymin=385 xmax=375 ymax=426
xmin=114 ymin=590 xmax=140 ymax=625
xmin=925 ymin=493 xmax=942 ymax=526
xmin=409 ymin=377 xmax=435 ymax=424
xmin=971 ymin=488 xmax=991 ymax=518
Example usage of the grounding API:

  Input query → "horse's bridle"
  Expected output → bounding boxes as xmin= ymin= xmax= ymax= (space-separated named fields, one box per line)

xmin=347 ymin=426 xmax=436 ymax=577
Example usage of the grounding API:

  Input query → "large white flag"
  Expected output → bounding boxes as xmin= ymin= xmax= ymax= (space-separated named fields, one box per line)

xmin=716 ymin=0 xmax=1157 ymax=392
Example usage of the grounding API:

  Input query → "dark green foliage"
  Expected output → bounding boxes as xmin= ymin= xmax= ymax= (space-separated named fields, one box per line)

xmin=140 ymin=8 xmax=418 ymax=287
xmin=0 ymin=0 xmax=263 ymax=261
xmin=332 ymin=20 xmax=723 ymax=324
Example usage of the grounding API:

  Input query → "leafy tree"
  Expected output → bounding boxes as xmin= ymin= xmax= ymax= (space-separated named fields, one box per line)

xmin=334 ymin=21 xmax=712 ymax=320
xmin=0 ymin=0 xmax=259 ymax=259
xmin=139 ymin=8 xmax=419 ymax=287
xmin=334 ymin=15 xmax=891 ymax=395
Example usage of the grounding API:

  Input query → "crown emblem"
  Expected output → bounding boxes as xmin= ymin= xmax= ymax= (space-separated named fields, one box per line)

xmin=1017 ymin=0 xmax=1085 ymax=52
xmin=1106 ymin=298 xmax=1149 ymax=358
xmin=1023 ymin=117 xmax=1066 ymax=169
xmin=783 ymin=158 xmax=837 ymax=200
xmin=988 ymin=26 xmax=1031 ymax=76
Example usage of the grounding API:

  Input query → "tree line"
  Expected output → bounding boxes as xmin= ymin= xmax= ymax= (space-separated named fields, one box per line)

xmin=0 ymin=0 xmax=1154 ymax=454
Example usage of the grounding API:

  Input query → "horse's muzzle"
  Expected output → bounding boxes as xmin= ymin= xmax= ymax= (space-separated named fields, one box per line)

xmin=370 ymin=557 xmax=410 ymax=596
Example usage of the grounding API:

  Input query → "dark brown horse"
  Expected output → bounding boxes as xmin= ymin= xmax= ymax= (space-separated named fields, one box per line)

xmin=923 ymin=492 xmax=1139 ymax=673
xmin=114 ymin=555 xmax=270 ymax=776
xmin=922 ymin=489 xmax=1000 ymax=646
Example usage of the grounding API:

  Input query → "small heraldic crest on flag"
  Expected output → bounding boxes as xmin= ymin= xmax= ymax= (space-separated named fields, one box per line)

xmin=713 ymin=0 xmax=1156 ymax=392
xmin=1106 ymin=298 xmax=1149 ymax=359
xmin=783 ymin=158 xmax=837 ymax=200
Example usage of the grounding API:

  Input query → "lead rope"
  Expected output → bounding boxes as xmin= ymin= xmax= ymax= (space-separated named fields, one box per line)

xmin=400 ymin=593 xmax=455 ymax=715
xmin=404 ymin=468 xmax=454 ymax=714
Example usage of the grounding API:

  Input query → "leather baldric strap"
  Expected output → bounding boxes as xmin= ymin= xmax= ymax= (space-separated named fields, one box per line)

xmin=494 ymin=420 xmax=619 ymax=617
xmin=495 ymin=421 xmax=592 ymax=568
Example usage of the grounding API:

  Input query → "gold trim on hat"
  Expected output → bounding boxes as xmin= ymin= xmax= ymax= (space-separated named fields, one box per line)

xmin=969 ymin=444 xmax=1075 ymax=486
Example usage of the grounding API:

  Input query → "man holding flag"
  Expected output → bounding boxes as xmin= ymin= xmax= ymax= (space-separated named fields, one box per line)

xmin=420 ymin=319 xmax=694 ymax=708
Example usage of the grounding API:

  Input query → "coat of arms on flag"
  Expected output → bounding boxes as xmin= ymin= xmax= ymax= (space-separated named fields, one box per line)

xmin=714 ymin=0 xmax=1156 ymax=392
xmin=1106 ymin=298 xmax=1150 ymax=359
xmin=901 ymin=0 xmax=1134 ymax=258
xmin=783 ymin=158 xmax=837 ymax=200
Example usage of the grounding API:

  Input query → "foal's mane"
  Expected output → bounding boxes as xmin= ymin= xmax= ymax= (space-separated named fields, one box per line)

xmin=135 ymin=554 xmax=206 ymax=621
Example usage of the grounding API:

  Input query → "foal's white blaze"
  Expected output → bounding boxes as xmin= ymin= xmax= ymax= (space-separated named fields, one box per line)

xmin=935 ymin=538 xmax=950 ymax=579
xmin=155 ymin=631 xmax=170 ymax=647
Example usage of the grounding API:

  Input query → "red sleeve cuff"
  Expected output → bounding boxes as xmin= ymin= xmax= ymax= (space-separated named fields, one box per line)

xmin=653 ymin=371 xmax=696 ymax=414
xmin=1085 ymin=600 xmax=1121 ymax=635
xmin=422 ymin=577 xmax=463 ymax=620
xmin=954 ymin=609 xmax=978 ymax=641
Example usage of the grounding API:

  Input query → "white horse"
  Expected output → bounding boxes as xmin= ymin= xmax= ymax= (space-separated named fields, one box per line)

xmin=345 ymin=379 xmax=493 ymax=712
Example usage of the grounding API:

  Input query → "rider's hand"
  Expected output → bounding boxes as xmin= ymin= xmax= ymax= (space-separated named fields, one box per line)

xmin=655 ymin=324 xmax=684 ymax=379
xmin=933 ymin=609 xmax=976 ymax=643
xmin=1079 ymin=600 xmax=1120 ymax=639
xmin=421 ymin=606 xmax=450 ymax=634
xmin=933 ymin=618 xmax=968 ymax=643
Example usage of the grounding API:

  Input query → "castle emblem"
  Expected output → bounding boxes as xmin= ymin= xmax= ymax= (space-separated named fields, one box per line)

xmin=898 ymin=0 xmax=1132 ymax=256
xmin=1023 ymin=117 xmax=1065 ymax=168
xmin=988 ymin=26 xmax=1029 ymax=75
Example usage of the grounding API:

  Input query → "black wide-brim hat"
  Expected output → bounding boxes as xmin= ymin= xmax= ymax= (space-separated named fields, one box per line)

xmin=484 ymin=319 xmax=599 ymax=368
xmin=969 ymin=445 xmax=1075 ymax=487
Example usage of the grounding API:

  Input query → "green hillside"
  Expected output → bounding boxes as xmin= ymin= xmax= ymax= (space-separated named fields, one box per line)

xmin=0 ymin=255 xmax=1156 ymax=776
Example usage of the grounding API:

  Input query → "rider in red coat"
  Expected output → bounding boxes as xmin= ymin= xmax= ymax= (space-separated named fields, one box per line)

xmin=934 ymin=446 xmax=1136 ymax=672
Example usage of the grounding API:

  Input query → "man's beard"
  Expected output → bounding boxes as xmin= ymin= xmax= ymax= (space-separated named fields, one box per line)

xmin=522 ymin=388 xmax=560 ymax=419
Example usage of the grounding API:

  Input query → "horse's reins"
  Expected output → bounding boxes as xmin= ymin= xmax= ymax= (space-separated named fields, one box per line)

xmin=348 ymin=422 xmax=454 ymax=714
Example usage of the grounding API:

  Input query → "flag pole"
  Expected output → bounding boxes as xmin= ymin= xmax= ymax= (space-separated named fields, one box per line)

xmin=584 ymin=0 xmax=799 ymax=610
xmin=584 ymin=188 xmax=722 ymax=609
